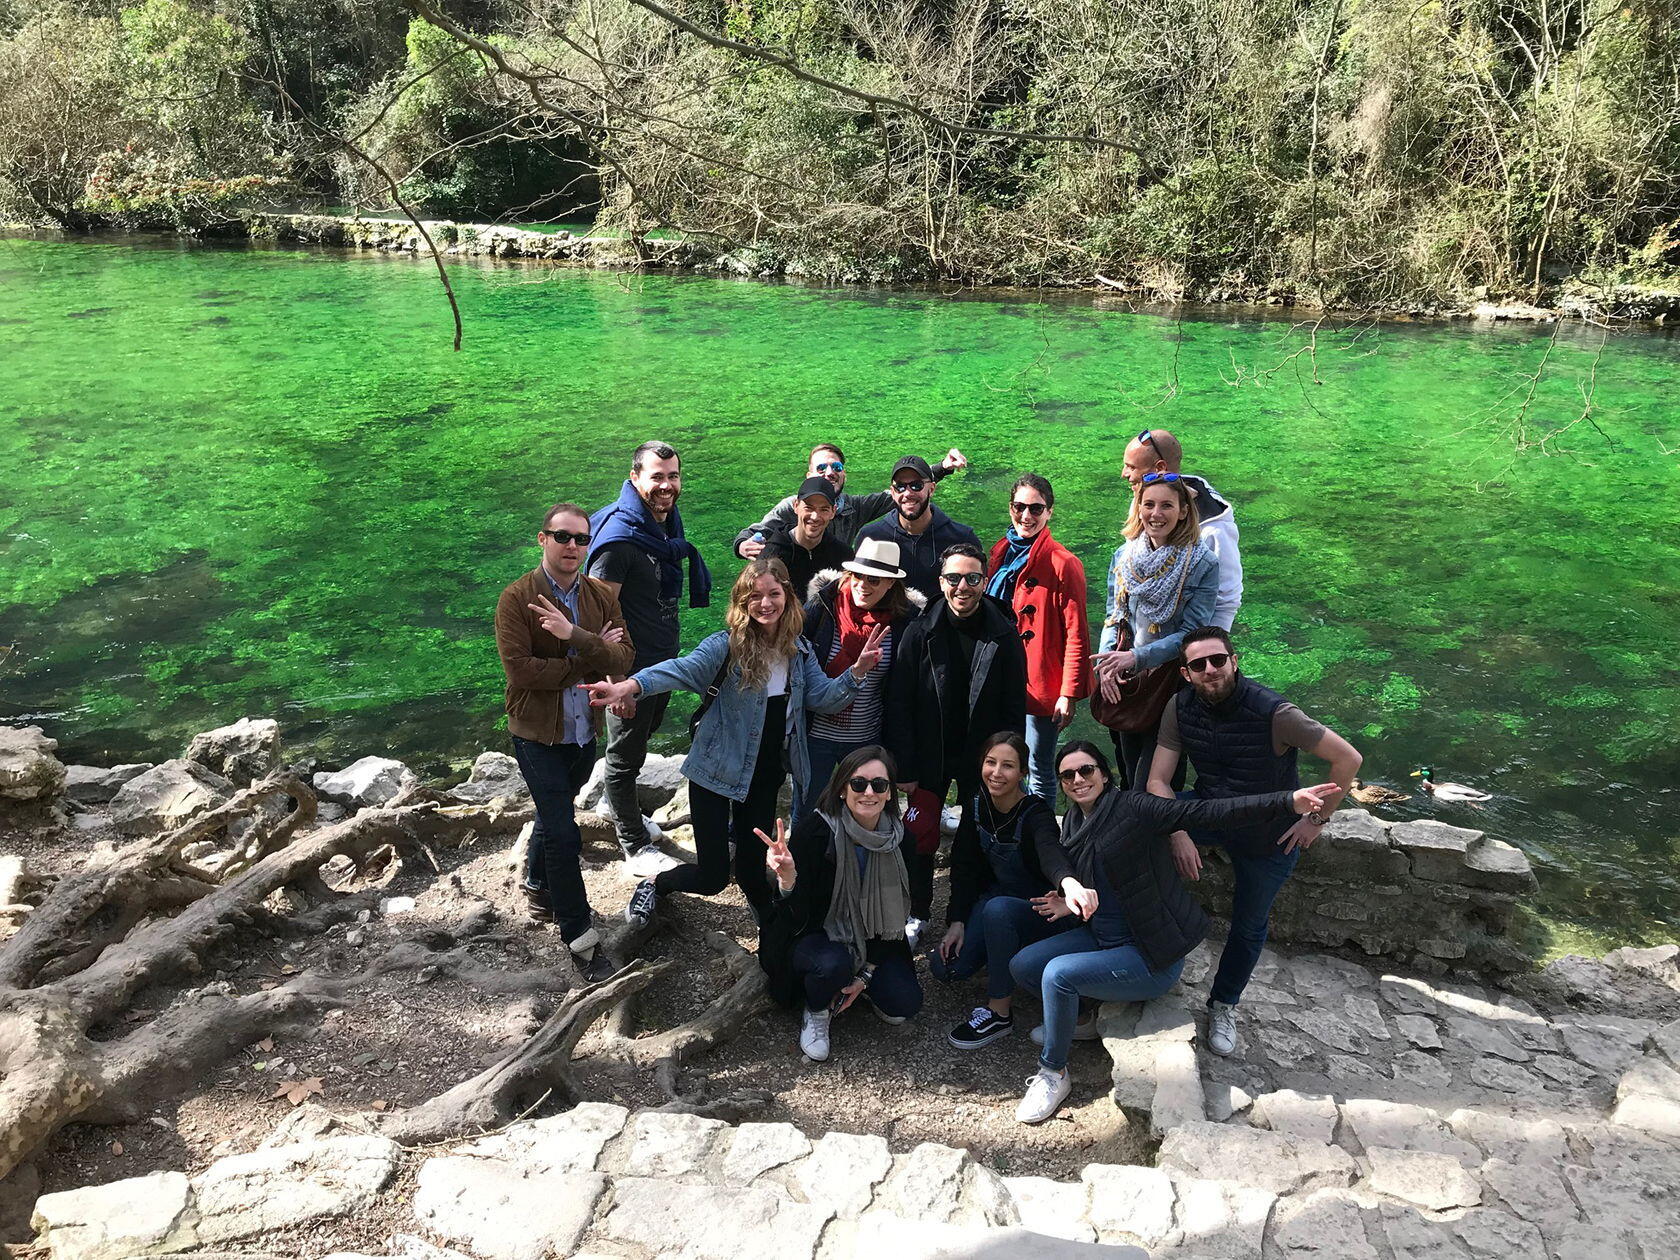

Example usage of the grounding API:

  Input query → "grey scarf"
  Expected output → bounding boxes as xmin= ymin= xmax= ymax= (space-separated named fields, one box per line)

xmin=821 ymin=808 xmax=910 ymax=970
xmin=1114 ymin=536 xmax=1209 ymax=633
xmin=1059 ymin=786 xmax=1129 ymax=889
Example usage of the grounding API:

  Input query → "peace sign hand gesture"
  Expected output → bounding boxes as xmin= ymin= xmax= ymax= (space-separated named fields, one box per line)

xmin=528 ymin=594 xmax=575 ymax=643
xmin=849 ymin=624 xmax=889 ymax=678
xmin=757 ymin=819 xmax=796 ymax=893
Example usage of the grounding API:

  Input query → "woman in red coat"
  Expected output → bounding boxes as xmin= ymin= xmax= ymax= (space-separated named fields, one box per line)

xmin=987 ymin=473 xmax=1093 ymax=798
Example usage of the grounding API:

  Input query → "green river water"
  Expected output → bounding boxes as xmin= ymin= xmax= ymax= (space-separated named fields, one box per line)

xmin=2 ymin=234 xmax=1677 ymax=947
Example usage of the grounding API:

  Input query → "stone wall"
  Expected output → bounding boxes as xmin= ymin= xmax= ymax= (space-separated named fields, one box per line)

xmin=236 ymin=214 xmax=696 ymax=268
xmin=1187 ymin=809 xmax=1538 ymax=974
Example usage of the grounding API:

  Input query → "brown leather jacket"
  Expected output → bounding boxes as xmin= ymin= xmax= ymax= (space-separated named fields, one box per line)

xmin=495 ymin=567 xmax=634 ymax=743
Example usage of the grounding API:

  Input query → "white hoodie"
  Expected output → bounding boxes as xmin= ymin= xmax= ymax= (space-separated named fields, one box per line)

xmin=1181 ymin=474 xmax=1242 ymax=630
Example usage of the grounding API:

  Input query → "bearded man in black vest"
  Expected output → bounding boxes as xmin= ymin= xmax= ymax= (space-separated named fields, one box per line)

xmin=1145 ymin=626 xmax=1361 ymax=1057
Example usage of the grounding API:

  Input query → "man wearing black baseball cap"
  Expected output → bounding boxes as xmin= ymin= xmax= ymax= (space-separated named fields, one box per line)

xmin=759 ymin=476 xmax=854 ymax=599
xmin=855 ymin=455 xmax=983 ymax=603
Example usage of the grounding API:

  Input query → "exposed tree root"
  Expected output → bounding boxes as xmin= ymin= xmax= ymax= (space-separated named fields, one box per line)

xmin=0 ymin=774 xmax=525 ymax=1181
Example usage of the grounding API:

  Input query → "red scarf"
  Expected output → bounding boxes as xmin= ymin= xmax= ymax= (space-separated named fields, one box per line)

xmin=824 ymin=583 xmax=890 ymax=676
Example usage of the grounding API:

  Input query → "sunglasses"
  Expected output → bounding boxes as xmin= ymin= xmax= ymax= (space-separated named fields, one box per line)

xmin=1185 ymin=652 xmax=1231 ymax=674
xmin=940 ymin=571 xmax=985 ymax=588
xmin=1058 ymin=763 xmax=1101 ymax=783
xmin=891 ymin=479 xmax=927 ymax=493
xmin=542 ymin=529 xmax=592 ymax=546
xmin=852 ymin=573 xmax=887 ymax=586
xmin=847 ymin=776 xmax=891 ymax=795
xmin=1011 ymin=501 xmax=1049 ymax=516
xmin=1138 ymin=428 xmax=1160 ymax=450
xmin=1141 ymin=472 xmax=1181 ymax=485
xmin=815 ymin=460 xmax=845 ymax=473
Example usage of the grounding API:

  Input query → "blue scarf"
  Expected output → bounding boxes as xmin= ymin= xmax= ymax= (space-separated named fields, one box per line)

xmin=987 ymin=528 xmax=1037 ymax=603
xmin=589 ymin=480 xmax=713 ymax=608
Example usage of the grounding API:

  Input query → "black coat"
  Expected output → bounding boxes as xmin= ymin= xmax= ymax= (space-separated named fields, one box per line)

xmin=800 ymin=570 xmax=926 ymax=665
xmin=884 ymin=598 xmax=1027 ymax=790
xmin=758 ymin=812 xmax=915 ymax=1008
xmin=1037 ymin=787 xmax=1300 ymax=973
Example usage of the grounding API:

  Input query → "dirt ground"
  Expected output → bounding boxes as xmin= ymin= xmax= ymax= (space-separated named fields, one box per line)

xmin=2 ymin=802 xmax=1148 ymax=1253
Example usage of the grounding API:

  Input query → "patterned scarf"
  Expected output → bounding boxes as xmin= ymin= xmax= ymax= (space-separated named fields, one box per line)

xmin=1114 ymin=535 xmax=1209 ymax=633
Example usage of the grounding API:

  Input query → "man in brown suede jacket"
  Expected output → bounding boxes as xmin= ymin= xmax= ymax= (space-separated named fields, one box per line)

xmin=495 ymin=501 xmax=634 ymax=980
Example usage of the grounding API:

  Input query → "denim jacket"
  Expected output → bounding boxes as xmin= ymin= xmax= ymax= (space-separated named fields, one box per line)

xmin=633 ymin=631 xmax=862 ymax=801
xmin=1098 ymin=544 xmax=1220 ymax=670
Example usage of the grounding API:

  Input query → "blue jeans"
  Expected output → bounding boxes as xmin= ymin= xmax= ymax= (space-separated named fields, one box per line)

xmin=1011 ymin=929 xmax=1184 ymax=1071
xmin=1178 ymin=792 xmax=1302 ymax=1006
xmin=794 ymin=734 xmax=871 ymax=827
xmin=947 ymin=894 xmax=1079 ymax=1001
xmin=511 ymin=736 xmax=598 ymax=944
xmin=790 ymin=933 xmax=923 ymax=1018
xmin=1024 ymin=714 xmax=1061 ymax=800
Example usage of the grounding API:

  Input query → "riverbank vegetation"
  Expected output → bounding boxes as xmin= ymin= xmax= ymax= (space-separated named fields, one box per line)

xmin=2 ymin=0 xmax=1678 ymax=305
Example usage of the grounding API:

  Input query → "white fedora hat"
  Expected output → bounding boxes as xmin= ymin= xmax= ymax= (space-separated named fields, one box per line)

xmin=843 ymin=538 xmax=908 ymax=580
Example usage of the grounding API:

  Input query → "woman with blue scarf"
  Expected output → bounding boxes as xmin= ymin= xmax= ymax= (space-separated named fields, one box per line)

xmin=986 ymin=474 xmax=1091 ymax=798
xmin=1093 ymin=472 xmax=1219 ymax=790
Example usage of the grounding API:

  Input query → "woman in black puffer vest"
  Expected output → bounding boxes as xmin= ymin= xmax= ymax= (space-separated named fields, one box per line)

xmin=1010 ymin=740 xmax=1339 ymax=1125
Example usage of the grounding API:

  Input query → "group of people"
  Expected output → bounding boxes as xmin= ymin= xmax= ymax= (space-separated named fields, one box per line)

xmin=493 ymin=432 xmax=1361 ymax=1124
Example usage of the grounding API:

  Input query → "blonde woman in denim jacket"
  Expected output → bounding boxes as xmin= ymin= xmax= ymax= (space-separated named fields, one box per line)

xmin=1093 ymin=473 xmax=1219 ymax=790
xmin=583 ymin=557 xmax=885 ymax=927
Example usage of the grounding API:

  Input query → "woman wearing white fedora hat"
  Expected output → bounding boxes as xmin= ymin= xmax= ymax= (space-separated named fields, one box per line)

xmin=794 ymin=538 xmax=927 ymax=825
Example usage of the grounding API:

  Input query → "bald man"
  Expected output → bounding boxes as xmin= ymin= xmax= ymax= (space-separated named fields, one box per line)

xmin=1121 ymin=428 xmax=1243 ymax=630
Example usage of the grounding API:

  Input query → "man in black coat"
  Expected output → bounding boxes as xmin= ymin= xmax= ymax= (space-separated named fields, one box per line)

xmin=886 ymin=542 xmax=1028 ymax=932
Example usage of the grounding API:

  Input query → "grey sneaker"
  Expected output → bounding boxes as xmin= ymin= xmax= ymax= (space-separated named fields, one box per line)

xmin=1016 ymin=1065 xmax=1072 ymax=1124
xmin=1029 ymin=1014 xmax=1100 ymax=1046
xmin=800 ymin=1006 xmax=833 ymax=1061
xmin=1207 ymin=1000 xmax=1238 ymax=1056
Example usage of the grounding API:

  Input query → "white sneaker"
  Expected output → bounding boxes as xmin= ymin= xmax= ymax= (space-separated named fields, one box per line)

xmin=1207 ymin=1001 xmax=1238 ymax=1056
xmin=1029 ymin=1014 xmax=1100 ymax=1046
xmin=800 ymin=1007 xmax=832 ymax=1061
xmin=1016 ymin=1066 xmax=1071 ymax=1124
xmin=626 ymin=844 xmax=681 ymax=878
xmin=904 ymin=916 xmax=927 ymax=951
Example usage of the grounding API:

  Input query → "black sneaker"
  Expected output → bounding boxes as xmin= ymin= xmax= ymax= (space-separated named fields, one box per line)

xmin=948 ymin=1006 xmax=1013 ymax=1050
xmin=625 ymin=878 xmax=659 ymax=927
xmin=926 ymin=948 xmax=954 ymax=984
xmin=576 ymin=950 xmax=617 ymax=983
xmin=522 ymin=881 xmax=552 ymax=924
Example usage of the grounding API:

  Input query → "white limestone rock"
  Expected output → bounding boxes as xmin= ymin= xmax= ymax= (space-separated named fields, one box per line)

xmin=185 ymin=717 xmax=282 ymax=785
xmin=795 ymin=1130 xmax=893 ymax=1218
xmin=62 ymin=762 xmax=152 ymax=804
xmin=1339 ymin=1099 xmax=1480 ymax=1166
xmin=601 ymin=1177 xmax=831 ymax=1260
xmin=722 ymin=1121 xmax=812 ymax=1185
xmin=106 ymin=758 xmax=235 ymax=834
xmin=1479 ymin=1158 xmax=1581 ymax=1237
xmin=1395 ymin=1015 xmax=1442 ymax=1049
xmin=30 ymin=1171 xmax=196 ymax=1260
xmin=0 ymin=725 xmax=66 ymax=801
xmin=1267 ymin=1188 xmax=1382 ymax=1260
xmin=445 ymin=751 xmax=529 ymax=805
xmin=1164 ymin=1174 xmax=1274 ymax=1258
xmin=451 ymin=1102 xmax=627 ymax=1174
xmin=1150 ymin=1042 xmax=1205 ymax=1138
xmin=411 ymin=1155 xmax=605 ymax=1260
xmin=1251 ymin=1089 xmax=1339 ymax=1145
xmin=1453 ymin=1207 xmax=1543 ymax=1259
xmin=1205 ymin=1083 xmax=1253 ymax=1122
xmin=1366 ymin=1147 xmax=1481 ymax=1212
xmin=1157 ymin=1121 xmax=1355 ymax=1197
xmin=621 ymin=1110 xmax=727 ymax=1179
xmin=191 ymin=1134 xmax=401 ymax=1243
xmin=313 ymin=756 xmax=418 ymax=808
xmin=1081 ymin=1164 xmax=1176 ymax=1249
xmin=1445 ymin=1109 xmax=1565 ymax=1165
xmin=1611 ymin=1057 xmax=1680 ymax=1138
xmin=1005 ymin=1176 xmax=1095 ymax=1243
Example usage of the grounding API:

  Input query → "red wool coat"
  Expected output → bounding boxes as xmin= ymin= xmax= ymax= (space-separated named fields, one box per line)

xmin=987 ymin=530 xmax=1093 ymax=717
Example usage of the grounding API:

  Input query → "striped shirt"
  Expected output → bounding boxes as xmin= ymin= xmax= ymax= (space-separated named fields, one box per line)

xmin=809 ymin=627 xmax=894 ymax=742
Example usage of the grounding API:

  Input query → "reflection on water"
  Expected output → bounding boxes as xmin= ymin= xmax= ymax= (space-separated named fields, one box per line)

xmin=1 ymin=233 xmax=1677 ymax=944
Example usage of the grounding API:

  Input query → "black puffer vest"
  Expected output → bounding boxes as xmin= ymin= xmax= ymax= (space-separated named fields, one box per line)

xmin=1177 ymin=676 xmax=1299 ymax=857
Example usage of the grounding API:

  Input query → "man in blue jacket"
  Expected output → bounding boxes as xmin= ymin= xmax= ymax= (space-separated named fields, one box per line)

xmin=856 ymin=455 xmax=983 ymax=604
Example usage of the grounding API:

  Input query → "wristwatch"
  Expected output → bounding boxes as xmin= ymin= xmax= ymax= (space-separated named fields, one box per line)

xmin=1306 ymin=811 xmax=1328 ymax=826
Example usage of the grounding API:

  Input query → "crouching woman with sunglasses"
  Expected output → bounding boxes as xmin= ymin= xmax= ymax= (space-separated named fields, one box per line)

xmin=756 ymin=747 xmax=921 ymax=1062
xmin=1010 ymin=740 xmax=1341 ymax=1124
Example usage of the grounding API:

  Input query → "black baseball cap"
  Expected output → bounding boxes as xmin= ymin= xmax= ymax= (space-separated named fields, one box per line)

xmin=890 ymin=455 xmax=934 ymax=482
xmin=797 ymin=476 xmax=839 ymax=506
